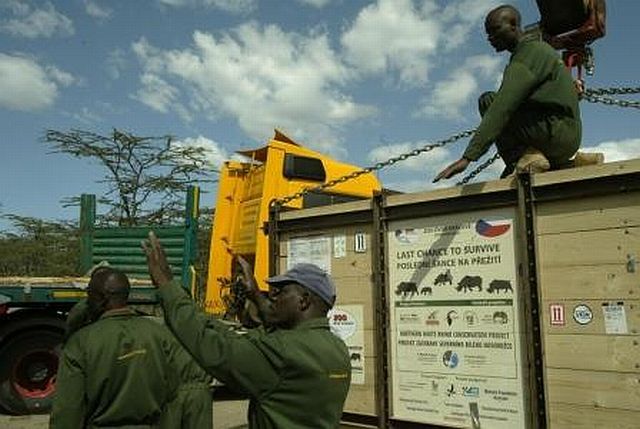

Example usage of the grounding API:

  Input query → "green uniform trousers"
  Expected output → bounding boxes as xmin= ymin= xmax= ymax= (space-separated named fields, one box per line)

xmin=479 ymin=91 xmax=581 ymax=177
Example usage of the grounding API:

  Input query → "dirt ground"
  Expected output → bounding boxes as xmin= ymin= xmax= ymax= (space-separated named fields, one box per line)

xmin=0 ymin=400 xmax=249 ymax=429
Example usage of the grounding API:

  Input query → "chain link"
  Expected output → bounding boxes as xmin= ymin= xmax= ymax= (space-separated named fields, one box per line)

xmin=582 ymin=92 xmax=640 ymax=109
xmin=584 ymin=86 xmax=640 ymax=96
xmin=582 ymin=86 xmax=640 ymax=109
xmin=456 ymin=152 xmax=501 ymax=186
xmin=272 ymin=128 xmax=477 ymax=206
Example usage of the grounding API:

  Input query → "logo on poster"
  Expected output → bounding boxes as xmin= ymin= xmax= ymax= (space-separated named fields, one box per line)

xmin=394 ymin=228 xmax=419 ymax=244
xmin=475 ymin=219 xmax=511 ymax=237
xmin=492 ymin=311 xmax=509 ymax=324
xmin=425 ymin=311 xmax=440 ymax=326
xmin=462 ymin=386 xmax=480 ymax=397
xmin=446 ymin=383 xmax=456 ymax=397
xmin=464 ymin=311 xmax=479 ymax=327
xmin=446 ymin=310 xmax=458 ymax=327
xmin=328 ymin=309 xmax=357 ymax=340
xmin=442 ymin=350 xmax=459 ymax=369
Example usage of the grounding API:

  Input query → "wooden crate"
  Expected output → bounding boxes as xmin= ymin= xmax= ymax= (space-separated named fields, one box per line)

xmin=536 ymin=185 xmax=640 ymax=428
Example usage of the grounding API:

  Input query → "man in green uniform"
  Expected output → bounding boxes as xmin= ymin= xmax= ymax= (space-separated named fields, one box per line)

xmin=50 ymin=267 xmax=184 ymax=428
xmin=434 ymin=4 xmax=583 ymax=181
xmin=142 ymin=231 xmax=351 ymax=429
xmin=58 ymin=267 xmax=213 ymax=429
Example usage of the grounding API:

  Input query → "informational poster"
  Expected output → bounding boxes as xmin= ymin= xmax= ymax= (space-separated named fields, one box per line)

xmin=388 ymin=209 xmax=526 ymax=428
xmin=287 ymin=236 xmax=332 ymax=273
xmin=334 ymin=234 xmax=347 ymax=259
xmin=329 ymin=305 xmax=365 ymax=384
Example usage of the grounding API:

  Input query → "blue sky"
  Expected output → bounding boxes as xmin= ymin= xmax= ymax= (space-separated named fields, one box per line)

xmin=1 ymin=0 xmax=639 ymax=228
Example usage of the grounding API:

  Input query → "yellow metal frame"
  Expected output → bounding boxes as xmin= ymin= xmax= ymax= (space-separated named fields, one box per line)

xmin=204 ymin=131 xmax=381 ymax=315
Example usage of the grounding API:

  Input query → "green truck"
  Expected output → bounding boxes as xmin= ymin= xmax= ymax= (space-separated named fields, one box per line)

xmin=0 ymin=187 xmax=200 ymax=415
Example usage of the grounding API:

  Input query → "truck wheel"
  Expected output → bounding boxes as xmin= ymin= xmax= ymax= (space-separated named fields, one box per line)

xmin=0 ymin=329 xmax=63 ymax=415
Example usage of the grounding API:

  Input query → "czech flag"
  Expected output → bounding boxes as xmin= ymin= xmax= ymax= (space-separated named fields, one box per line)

xmin=475 ymin=219 xmax=511 ymax=237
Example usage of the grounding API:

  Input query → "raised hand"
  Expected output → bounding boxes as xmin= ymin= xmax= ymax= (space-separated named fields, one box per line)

xmin=141 ymin=231 xmax=174 ymax=287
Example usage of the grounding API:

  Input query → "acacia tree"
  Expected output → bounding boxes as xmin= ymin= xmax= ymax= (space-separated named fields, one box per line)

xmin=44 ymin=129 xmax=216 ymax=226
xmin=0 ymin=215 xmax=79 ymax=276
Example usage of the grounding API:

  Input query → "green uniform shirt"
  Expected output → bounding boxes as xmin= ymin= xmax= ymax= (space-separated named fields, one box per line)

xmin=62 ymin=300 xmax=212 ymax=428
xmin=159 ymin=280 xmax=351 ymax=429
xmin=51 ymin=307 xmax=181 ymax=429
xmin=463 ymin=39 xmax=581 ymax=161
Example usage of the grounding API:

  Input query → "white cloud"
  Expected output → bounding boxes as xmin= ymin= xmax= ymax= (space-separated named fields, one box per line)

xmin=339 ymin=0 xmax=504 ymax=87
xmin=135 ymin=73 xmax=180 ymax=113
xmin=69 ymin=107 xmax=103 ymax=125
xmin=132 ymin=24 xmax=376 ymax=155
xmin=107 ymin=48 xmax=127 ymax=79
xmin=46 ymin=65 xmax=77 ymax=86
xmin=440 ymin=0 xmax=501 ymax=50
xmin=296 ymin=0 xmax=331 ymax=7
xmin=0 ymin=2 xmax=74 ymax=38
xmin=157 ymin=0 xmax=256 ymax=14
xmin=173 ymin=135 xmax=241 ymax=170
xmin=0 ymin=53 xmax=75 ymax=111
xmin=341 ymin=0 xmax=441 ymax=85
xmin=418 ymin=54 xmax=502 ymax=119
xmin=368 ymin=142 xmax=451 ymax=171
xmin=586 ymin=138 xmax=640 ymax=162
xmin=84 ymin=0 xmax=112 ymax=20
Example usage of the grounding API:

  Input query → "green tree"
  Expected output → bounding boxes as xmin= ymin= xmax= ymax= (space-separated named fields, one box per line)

xmin=44 ymin=129 xmax=216 ymax=226
xmin=0 ymin=215 xmax=79 ymax=276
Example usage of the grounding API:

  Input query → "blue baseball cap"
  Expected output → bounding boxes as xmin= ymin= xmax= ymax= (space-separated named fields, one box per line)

xmin=266 ymin=263 xmax=336 ymax=307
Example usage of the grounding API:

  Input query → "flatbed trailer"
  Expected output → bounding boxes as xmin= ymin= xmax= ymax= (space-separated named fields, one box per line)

xmin=0 ymin=188 xmax=199 ymax=415
xmin=0 ymin=277 xmax=158 ymax=306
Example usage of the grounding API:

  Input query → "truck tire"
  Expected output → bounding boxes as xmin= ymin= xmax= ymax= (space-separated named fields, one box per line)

xmin=0 ymin=328 xmax=64 ymax=415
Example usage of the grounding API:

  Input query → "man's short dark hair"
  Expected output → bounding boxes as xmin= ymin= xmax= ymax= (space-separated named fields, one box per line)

xmin=89 ymin=267 xmax=130 ymax=303
xmin=487 ymin=4 xmax=521 ymax=27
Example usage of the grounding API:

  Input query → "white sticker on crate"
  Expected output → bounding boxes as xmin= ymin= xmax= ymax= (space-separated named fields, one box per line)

xmin=602 ymin=302 xmax=628 ymax=334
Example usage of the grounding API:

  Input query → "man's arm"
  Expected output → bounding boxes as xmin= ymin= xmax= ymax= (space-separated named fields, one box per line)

xmin=142 ymin=232 xmax=281 ymax=398
xmin=434 ymin=58 xmax=543 ymax=182
xmin=159 ymin=282 xmax=281 ymax=396
xmin=462 ymin=61 xmax=540 ymax=161
xmin=49 ymin=340 xmax=86 ymax=429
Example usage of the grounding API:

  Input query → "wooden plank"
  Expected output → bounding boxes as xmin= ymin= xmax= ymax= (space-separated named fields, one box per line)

xmin=546 ymin=368 xmax=640 ymax=412
xmin=538 ymin=265 xmax=637 ymax=301
xmin=386 ymin=177 xmax=514 ymax=207
xmin=335 ymin=273 xmax=375 ymax=303
xmin=541 ymin=299 xmax=639 ymax=336
xmin=344 ymin=353 xmax=378 ymax=415
xmin=544 ymin=334 xmax=640 ymax=372
xmin=279 ymin=199 xmax=372 ymax=220
xmin=536 ymin=193 xmax=640 ymax=234
xmin=537 ymin=226 xmax=639 ymax=267
xmin=548 ymin=402 xmax=640 ymax=429
xmin=533 ymin=158 xmax=640 ymax=187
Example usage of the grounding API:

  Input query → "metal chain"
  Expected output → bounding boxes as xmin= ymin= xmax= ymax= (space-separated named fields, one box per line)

xmin=584 ymin=86 xmax=640 ymax=96
xmin=269 ymin=84 xmax=638 ymax=199
xmin=582 ymin=92 xmax=640 ymax=109
xmin=456 ymin=152 xmax=501 ymax=186
xmin=582 ymin=86 xmax=640 ymax=109
xmin=272 ymin=128 xmax=477 ymax=206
